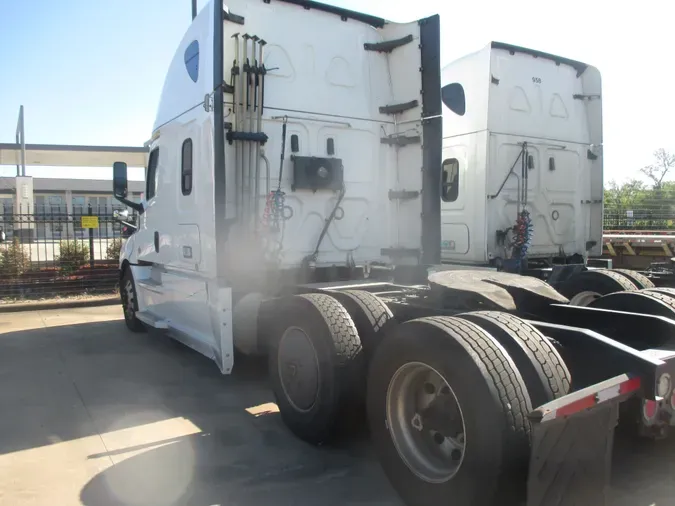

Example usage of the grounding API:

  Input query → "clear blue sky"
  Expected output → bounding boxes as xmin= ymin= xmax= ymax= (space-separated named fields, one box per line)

xmin=1 ymin=0 xmax=674 ymax=183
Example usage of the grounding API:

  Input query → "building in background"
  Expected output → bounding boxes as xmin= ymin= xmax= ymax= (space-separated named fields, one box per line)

xmin=0 ymin=176 xmax=144 ymax=241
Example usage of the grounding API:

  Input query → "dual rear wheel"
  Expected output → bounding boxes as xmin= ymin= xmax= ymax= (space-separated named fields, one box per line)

xmin=266 ymin=291 xmax=391 ymax=444
xmin=557 ymin=267 xmax=658 ymax=307
xmin=558 ymin=267 xmax=675 ymax=322
xmin=266 ymin=291 xmax=571 ymax=506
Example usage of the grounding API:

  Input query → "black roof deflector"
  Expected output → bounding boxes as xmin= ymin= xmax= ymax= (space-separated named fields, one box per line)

xmin=491 ymin=41 xmax=589 ymax=77
xmin=263 ymin=0 xmax=385 ymax=28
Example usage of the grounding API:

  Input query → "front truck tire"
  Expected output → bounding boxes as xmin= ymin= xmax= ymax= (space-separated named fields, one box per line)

xmin=120 ymin=268 xmax=146 ymax=333
xmin=457 ymin=311 xmax=571 ymax=407
xmin=367 ymin=316 xmax=532 ymax=506
xmin=557 ymin=268 xmax=637 ymax=306
xmin=267 ymin=293 xmax=365 ymax=445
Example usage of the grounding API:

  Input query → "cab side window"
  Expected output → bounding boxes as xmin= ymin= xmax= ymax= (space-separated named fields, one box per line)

xmin=146 ymin=148 xmax=160 ymax=200
xmin=441 ymin=158 xmax=459 ymax=202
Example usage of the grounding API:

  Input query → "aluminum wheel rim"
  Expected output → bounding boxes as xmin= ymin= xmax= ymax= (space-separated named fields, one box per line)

xmin=278 ymin=326 xmax=320 ymax=413
xmin=386 ymin=361 xmax=466 ymax=483
xmin=569 ymin=290 xmax=601 ymax=307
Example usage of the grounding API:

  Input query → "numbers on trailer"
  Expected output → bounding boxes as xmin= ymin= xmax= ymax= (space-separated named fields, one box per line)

xmin=532 ymin=77 xmax=542 ymax=84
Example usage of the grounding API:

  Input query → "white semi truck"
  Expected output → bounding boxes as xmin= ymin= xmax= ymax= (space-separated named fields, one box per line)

xmin=111 ymin=1 xmax=675 ymax=505
xmin=437 ymin=42 xmax=662 ymax=305
xmin=439 ymin=42 xmax=603 ymax=266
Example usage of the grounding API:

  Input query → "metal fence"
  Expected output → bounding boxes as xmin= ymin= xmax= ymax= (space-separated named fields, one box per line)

xmin=603 ymin=209 xmax=675 ymax=231
xmin=0 ymin=204 xmax=138 ymax=300
xmin=3 ymin=200 xmax=675 ymax=301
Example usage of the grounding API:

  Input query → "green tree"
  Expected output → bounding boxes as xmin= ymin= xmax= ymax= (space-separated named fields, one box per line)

xmin=640 ymin=148 xmax=675 ymax=190
xmin=604 ymin=179 xmax=648 ymax=210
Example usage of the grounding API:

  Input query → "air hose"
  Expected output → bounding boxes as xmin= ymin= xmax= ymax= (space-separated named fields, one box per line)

xmin=512 ymin=209 xmax=533 ymax=270
xmin=506 ymin=142 xmax=533 ymax=271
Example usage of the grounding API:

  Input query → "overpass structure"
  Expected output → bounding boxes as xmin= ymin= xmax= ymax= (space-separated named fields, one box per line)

xmin=0 ymin=142 xmax=147 ymax=170
xmin=0 ymin=105 xmax=147 ymax=173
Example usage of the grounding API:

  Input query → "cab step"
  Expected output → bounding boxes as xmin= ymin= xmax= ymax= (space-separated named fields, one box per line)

xmin=137 ymin=278 xmax=163 ymax=294
xmin=135 ymin=311 xmax=169 ymax=329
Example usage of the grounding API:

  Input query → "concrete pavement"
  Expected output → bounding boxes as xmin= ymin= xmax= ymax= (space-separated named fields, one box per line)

xmin=0 ymin=306 xmax=673 ymax=505
xmin=0 ymin=306 xmax=395 ymax=506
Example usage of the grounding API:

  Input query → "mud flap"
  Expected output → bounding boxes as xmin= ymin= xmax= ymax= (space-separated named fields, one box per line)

xmin=526 ymin=374 xmax=640 ymax=506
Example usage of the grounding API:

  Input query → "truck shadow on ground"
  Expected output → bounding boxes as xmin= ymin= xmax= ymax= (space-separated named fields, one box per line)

xmin=77 ymin=340 xmax=387 ymax=506
xmin=0 ymin=319 xmax=393 ymax=506
xmin=1 ymin=319 xmax=674 ymax=506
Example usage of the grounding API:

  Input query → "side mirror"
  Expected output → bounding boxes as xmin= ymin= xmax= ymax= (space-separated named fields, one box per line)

xmin=112 ymin=161 xmax=143 ymax=213
xmin=113 ymin=161 xmax=129 ymax=198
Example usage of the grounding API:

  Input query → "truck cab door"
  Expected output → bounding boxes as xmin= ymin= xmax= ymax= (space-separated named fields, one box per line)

xmin=136 ymin=147 xmax=166 ymax=264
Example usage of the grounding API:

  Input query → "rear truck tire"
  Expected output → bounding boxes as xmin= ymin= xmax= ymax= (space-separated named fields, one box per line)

xmin=557 ymin=268 xmax=638 ymax=306
xmin=611 ymin=268 xmax=656 ymax=289
xmin=457 ymin=311 xmax=571 ymax=407
xmin=590 ymin=290 xmax=675 ymax=320
xmin=120 ymin=268 xmax=146 ymax=333
xmin=367 ymin=316 xmax=532 ymax=506
xmin=643 ymin=286 xmax=675 ymax=299
xmin=267 ymin=293 xmax=365 ymax=445
xmin=328 ymin=289 xmax=394 ymax=360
